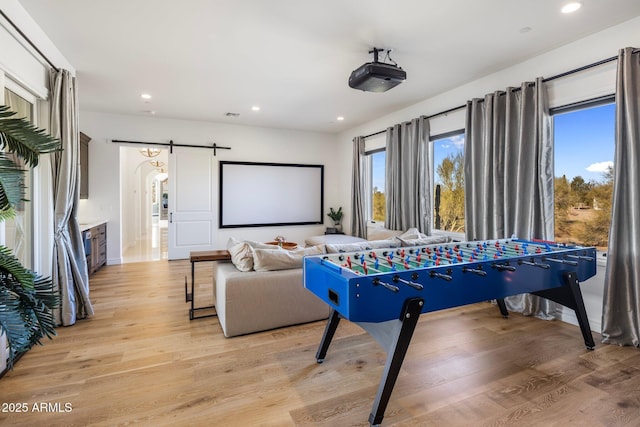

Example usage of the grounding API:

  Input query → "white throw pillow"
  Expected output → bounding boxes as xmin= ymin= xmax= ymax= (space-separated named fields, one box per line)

xmin=227 ymin=240 xmax=254 ymax=272
xmin=253 ymin=245 xmax=325 ymax=271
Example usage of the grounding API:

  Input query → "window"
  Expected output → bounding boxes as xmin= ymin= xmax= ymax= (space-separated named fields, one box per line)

xmin=3 ymin=87 xmax=35 ymax=268
xmin=369 ymin=150 xmax=386 ymax=222
xmin=432 ymin=132 xmax=465 ymax=233
xmin=553 ymin=101 xmax=614 ymax=251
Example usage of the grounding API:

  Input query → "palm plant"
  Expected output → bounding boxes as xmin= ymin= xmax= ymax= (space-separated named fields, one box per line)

xmin=0 ymin=105 xmax=61 ymax=370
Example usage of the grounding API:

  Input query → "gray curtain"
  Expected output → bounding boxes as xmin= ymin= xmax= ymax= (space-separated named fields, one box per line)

xmin=350 ymin=136 xmax=367 ymax=238
xmin=49 ymin=69 xmax=94 ymax=326
xmin=601 ymin=47 xmax=640 ymax=347
xmin=385 ymin=116 xmax=431 ymax=233
xmin=464 ymin=78 xmax=555 ymax=319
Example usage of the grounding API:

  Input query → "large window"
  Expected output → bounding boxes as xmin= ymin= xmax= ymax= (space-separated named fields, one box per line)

xmin=369 ymin=150 xmax=386 ymax=222
xmin=3 ymin=87 xmax=35 ymax=268
xmin=432 ymin=132 xmax=465 ymax=233
xmin=553 ymin=101 xmax=614 ymax=251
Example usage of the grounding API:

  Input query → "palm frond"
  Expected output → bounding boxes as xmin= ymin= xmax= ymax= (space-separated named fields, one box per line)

xmin=0 ymin=105 xmax=61 ymax=168
xmin=0 ymin=105 xmax=60 ymax=371
xmin=0 ymin=154 xmax=27 ymax=215
xmin=0 ymin=246 xmax=59 ymax=370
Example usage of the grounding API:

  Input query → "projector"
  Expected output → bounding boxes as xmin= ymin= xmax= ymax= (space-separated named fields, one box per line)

xmin=348 ymin=62 xmax=406 ymax=92
xmin=348 ymin=48 xmax=406 ymax=92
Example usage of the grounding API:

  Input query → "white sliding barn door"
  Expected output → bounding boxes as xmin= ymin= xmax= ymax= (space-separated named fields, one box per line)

xmin=167 ymin=147 xmax=216 ymax=260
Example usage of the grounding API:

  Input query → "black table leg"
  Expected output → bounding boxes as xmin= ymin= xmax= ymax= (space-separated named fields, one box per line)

xmin=532 ymin=271 xmax=595 ymax=350
xmin=368 ymin=297 xmax=424 ymax=426
xmin=496 ymin=298 xmax=509 ymax=317
xmin=316 ymin=309 xmax=341 ymax=363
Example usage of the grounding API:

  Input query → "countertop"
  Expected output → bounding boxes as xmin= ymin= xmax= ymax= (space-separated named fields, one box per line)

xmin=79 ymin=220 xmax=107 ymax=232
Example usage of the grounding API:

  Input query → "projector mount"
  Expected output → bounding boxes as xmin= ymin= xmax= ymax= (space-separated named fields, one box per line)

xmin=369 ymin=47 xmax=398 ymax=67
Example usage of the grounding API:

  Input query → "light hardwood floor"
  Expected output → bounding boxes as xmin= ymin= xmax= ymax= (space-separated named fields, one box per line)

xmin=1 ymin=260 xmax=639 ymax=426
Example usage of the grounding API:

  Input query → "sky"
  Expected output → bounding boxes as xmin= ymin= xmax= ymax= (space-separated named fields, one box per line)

xmin=371 ymin=102 xmax=615 ymax=192
xmin=554 ymin=102 xmax=615 ymax=183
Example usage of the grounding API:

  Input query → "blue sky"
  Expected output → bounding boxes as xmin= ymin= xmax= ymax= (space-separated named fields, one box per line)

xmin=554 ymin=102 xmax=615 ymax=182
xmin=371 ymin=102 xmax=615 ymax=192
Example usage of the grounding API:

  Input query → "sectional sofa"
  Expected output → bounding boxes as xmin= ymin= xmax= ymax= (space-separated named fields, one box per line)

xmin=214 ymin=230 xmax=450 ymax=337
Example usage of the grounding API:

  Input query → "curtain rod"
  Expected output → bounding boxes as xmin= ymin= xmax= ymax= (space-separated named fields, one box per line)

xmin=363 ymin=49 xmax=638 ymax=139
xmin=111 ymin=139 xmax=231 ymax=156
xmin=0 ymin=9 xmax=59 ymax=72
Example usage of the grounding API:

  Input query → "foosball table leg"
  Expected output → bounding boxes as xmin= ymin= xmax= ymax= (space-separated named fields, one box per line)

xmin=496 ymin=298 xmax=509 ymax=318
xmin=316 ymin=309 xmax=341 ymax=363
xmin=532 ymin=271 xmax=596 ymax=350
xmin=368 ymin=297 xmax=424 ymax=427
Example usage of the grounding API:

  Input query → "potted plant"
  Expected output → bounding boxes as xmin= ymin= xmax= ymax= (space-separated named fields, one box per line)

xmin=0 ymin=105 xmax=60 ymax=373
xmin=327 ymin=206 xmax=343 ymax=231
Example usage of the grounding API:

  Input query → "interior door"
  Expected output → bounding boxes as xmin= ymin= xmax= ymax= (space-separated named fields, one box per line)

xmin=167 ymin=146 xmax=216 ymax=260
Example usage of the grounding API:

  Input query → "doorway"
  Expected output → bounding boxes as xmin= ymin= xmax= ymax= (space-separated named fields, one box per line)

xmin=121 ymin=146 xmax=169 ymax=263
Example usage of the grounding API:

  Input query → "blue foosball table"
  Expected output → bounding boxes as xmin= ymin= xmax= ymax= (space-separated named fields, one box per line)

xmin=303 ymin=238 xmax=596 ymax=426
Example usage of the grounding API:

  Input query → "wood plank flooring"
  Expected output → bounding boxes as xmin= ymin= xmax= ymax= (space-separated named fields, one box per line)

xmin=1 ymin=260 xmax=639 ymax=426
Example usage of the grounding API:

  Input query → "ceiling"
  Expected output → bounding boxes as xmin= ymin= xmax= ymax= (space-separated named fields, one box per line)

xmin=17 ymin=0 xmax=640 ymax=133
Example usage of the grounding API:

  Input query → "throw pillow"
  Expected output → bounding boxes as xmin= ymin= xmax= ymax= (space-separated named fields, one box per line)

xmin=253 ymin=245 xmax=325 ymax=271
xmin=227 ymin=240 xmax=254 ymax=272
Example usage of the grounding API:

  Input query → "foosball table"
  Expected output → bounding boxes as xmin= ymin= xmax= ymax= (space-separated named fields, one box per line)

xmin=303 ymin=238 xmax=596 ymax=426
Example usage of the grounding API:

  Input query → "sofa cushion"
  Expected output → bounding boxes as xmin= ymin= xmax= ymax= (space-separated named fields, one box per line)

xmin=226 ymin=237 xmax=283 ymax=271
xmin=253 ymin=245 xmax=325 ymax=271
xmin=215 ymin=263 xmax=330 ymax=337
xmin=367 ymin=226 xmax=404 ymax=241
xmin=325 ymin=238 xmax=401 ymax=253
xmin=397 ymin=235 xmax=450 ymax=246
xmin=305 ymin=234 xmax=367 ymax=246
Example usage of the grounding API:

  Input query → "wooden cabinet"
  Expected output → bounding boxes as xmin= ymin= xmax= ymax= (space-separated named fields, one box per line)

xmin=80 ymin=132 xmax=90 ymax=199
xmin=83 ymin=222 xmax=107 ymax=275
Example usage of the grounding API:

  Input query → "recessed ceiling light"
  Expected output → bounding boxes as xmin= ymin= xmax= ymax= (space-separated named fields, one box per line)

xmin=141 ymin=93 xmax=152 ymax=100
xmin=336 ymin=116 xmax=345 ymax=121
xmin=561 ymin=2 xmax=582 ymax=14
xmin=251 ymin=106 xmax=260 ymax=111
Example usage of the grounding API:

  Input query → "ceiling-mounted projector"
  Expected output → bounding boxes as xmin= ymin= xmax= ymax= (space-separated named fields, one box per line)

xmin=349 ymin=47 xmax=406 ymax=92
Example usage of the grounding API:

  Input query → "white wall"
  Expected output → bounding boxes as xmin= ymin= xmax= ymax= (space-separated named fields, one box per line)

xmin=78 ymin=111 xmax=340 ymax=264
xmin=335 ymin=16 xmax=640 ymax=333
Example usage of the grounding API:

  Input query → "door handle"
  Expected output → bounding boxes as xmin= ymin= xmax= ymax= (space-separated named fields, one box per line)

xmin=170 ymin=212 xmax=173 ymax=223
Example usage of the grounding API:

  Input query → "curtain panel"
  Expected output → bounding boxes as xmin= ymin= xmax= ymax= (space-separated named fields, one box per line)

xmin=384 ymin=116 xmax=431 ymax=233
xmin=464 ymin=78 xmax=555 ymax=319
xmin=49 ymin=69 xmax=94 ymax=325
xmin=601 ymin=47 xmax=640 ymax=347
xmin=350 ymin=136 xmax=367 ymax=238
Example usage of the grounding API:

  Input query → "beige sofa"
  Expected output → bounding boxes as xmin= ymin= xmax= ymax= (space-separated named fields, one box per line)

xmin=214 ymin=230 xmax=450 ymax=337
xmin=214 ymin=262 xmax=329 ymax=337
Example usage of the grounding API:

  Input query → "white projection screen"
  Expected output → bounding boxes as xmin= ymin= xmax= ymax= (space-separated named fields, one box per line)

xmin=219 ymin=161 xmax=324 ymax=228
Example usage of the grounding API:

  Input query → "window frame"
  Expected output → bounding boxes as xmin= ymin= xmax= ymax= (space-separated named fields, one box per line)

xmin=430 ymin=129 xmax=466 ymax=239
xmin=550 ymin=95 xmax=615 ymax=258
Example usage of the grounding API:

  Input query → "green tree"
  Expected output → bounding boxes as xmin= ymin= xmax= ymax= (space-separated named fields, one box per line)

xmin=554 ymin=175 xmax=572 ymax=238
xmin=578 ymin=167 xmax=613 ymax=248
xmin=435 ymin=152 xmax=465 ymax=232
xmin=570 ymin=175 xmax=592 ymax=207
xmin=372 ymin=187 xmax=386 ymax=222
